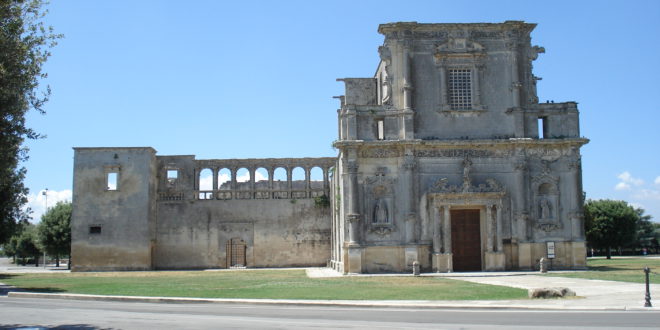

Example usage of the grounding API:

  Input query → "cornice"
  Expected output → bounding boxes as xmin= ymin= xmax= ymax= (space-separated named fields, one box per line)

xmin=333 ymin=138 xmax=589 ymax=149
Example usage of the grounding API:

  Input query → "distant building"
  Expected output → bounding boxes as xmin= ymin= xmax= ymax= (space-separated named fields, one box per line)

xmin=72 ymin=21 xmax=588 ymax=273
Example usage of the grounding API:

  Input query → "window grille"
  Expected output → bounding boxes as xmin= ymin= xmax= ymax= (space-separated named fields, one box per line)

xmin=448 ymin=69 xmax=472 ymax=110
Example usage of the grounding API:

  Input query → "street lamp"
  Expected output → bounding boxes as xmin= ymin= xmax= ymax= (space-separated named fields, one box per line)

xmin=42 ymin=188 xmax=48 ymax=268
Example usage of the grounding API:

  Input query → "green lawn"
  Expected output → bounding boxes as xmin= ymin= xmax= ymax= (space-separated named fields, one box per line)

xmin=0 ymin=269 xmax=527 ymax=300
xmin=548 ymin=257 xmax=660 ymax=284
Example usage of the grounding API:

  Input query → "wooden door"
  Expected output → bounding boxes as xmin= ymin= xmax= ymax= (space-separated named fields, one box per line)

xmin=451 ymin=209 xmax=482 ymax=271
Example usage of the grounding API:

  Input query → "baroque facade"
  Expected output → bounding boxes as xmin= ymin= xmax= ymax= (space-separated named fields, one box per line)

xmin=71 ymin=21 xmax=588 ymax=273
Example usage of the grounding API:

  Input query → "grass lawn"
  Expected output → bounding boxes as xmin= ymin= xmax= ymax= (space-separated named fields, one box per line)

xmin=0 ymin=269 xmax=527 ymax=300
xmin=548 ymin=257 xmax=660 ymax=284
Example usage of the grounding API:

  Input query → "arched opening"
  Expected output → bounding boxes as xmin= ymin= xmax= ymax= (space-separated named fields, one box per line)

xmin=291 ymin=167 xmax=306 ymax=198
xmin=235 ymin=168 xmax=250 ymax=199
xmin=217 ymin=168 xmax=232 ymax=200
xmin=198 ymin=168 xmax=213 ymax=199
xmin=255 ymin=167 xmax=269 ymax=199
xmin=310 ymin=166 xmax=324 ymax=197
xmin=273 ymin=167 xmax=288 ymax=199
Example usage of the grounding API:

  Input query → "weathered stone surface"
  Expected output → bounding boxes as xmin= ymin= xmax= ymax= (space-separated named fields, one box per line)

xmin=331 ymin=21 xmax=588 ymax=273
xmin=71 ymin=21 xmax=588 ymax=274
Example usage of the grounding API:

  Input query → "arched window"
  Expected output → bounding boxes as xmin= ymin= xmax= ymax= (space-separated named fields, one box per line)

xmin=198 ymin=168 xmax=213 ymax=199
xmin=273 ymin=167 xmax=288 ymax=199
xmin=255 ymin=167 xmax=269 ymax=199
xmin=291 ymin=167 xmax=306 ymax=198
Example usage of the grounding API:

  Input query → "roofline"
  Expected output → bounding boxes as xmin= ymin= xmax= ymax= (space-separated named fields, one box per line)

xmin=378 ymin=21 xmax=536 ymax=34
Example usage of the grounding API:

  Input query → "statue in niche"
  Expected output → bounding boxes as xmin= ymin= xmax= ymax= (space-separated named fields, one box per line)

xmin=373 ymin=198 xmax=389 ymax=224
xmin=462 ymin=157 xmax=472 ymax=191
xmin=539 ymin=198 xmax=551 ymax=220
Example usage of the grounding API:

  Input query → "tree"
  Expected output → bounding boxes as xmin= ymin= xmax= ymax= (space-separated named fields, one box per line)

xmin=37 ymin=201 xmax=71 ymax=267
xmin=6 ymin=221 xmax=41 ymax=265
xmin=0 ymin=0 xmax=61 ymax=244
xmin=634 ymin=208 xmax=658 ymax=254
xmin=584 ymin=199 xmax=639 ymax=259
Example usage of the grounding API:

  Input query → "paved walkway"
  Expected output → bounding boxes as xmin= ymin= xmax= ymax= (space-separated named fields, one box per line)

xmin=306 ymin=267 xmax=660 ymax=310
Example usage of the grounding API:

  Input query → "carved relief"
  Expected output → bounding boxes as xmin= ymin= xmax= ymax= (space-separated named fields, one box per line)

xmin=414 ymin=149 xmax=512 ymax=158
xmin=361 ymin=148 xmax=401 ymax=158
xmin=526 ymin=147 xmax=574 ymax=161
xmin=431 ymin=176 xmax=504 ymax=194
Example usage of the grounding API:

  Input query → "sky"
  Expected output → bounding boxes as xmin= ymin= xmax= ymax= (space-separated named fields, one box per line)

xmin=21 ymin=0 xmax=660 ymax=222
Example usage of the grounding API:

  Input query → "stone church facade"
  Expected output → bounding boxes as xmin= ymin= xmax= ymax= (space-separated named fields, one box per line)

xmin=71 ymin=21 xmax=588 ymax=273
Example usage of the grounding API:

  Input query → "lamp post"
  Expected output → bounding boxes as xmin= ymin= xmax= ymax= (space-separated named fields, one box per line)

xmin=42 ymin=188 xmax=48 ymax=268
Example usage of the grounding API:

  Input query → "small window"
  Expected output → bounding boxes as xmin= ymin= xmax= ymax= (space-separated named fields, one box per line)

xmin=376 ymin=119 xmax=384 ymax=140
xmin=107 ymin=172 xmax=118 ymax=190
xmin=167 ymin=169 xmax=178 ymax=184
xmin=89 ymin=226 xmax=102 ymax=234
xmin=448 ymin=69 xmax=472 ymax=110
xmin=538 ymin=117 xmax=548 ymax=139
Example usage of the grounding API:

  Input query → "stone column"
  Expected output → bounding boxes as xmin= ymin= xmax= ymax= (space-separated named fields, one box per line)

xmin=212 ymin=167 xmax=218 ymax=192
xmin=432 ymin=206 xmax=441 ymax=254
xmin=568 ymin=155 xmax=584 ymax=240
xmin=443 ymin=206 xmax=451 ymax=254
xmin=486 ymin=204 xmax=494 ymax=253
xmin=402 ymin=41 xmax=413 ymax=111
xmin=230 ymin=168 xmax=237 ymax=190
xmin=345 ymin=159 xmax=360 ymax=244
xmin=402 ymin=153 xmax=416 ymax=244
xmin=432 ymin=204 xmax=453 ymax=272
xmin=496 ymin=204 xmax=503 ymax=252
xmin=346 ymin=109 xmax=357 ymax=140
xmin=513 ymin=156 xmax=529 ymax=241
xmin=323 ymin=167 xmax=329 ymax=194
xmin=249 ymin=167 xmax=256 ymax=199
xmin=473 ymin=64 xmax=484 ymax=108
xmin=439 ymin=65 xmax=449 ymax=109
xmin=305 ymin=167 xmax=311 ymax=198
xmin=286 ymin=167 xmax=292 ymax=197
xmin=268 ymin=167 xmax=274 ymax=199
xmin=509 ymin=43 xmax=521 ymax=108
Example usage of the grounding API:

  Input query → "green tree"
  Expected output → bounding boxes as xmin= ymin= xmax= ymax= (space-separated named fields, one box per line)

xmin=0 ymin=0 xmax=61 ymax=244
xmin=13 ymin=222 xmax=41 ymax=265
xmin=584 ymin=199 xmax=639 ymax=259
xmin=634 ymin=208 xmax=658 ymax=254
xmin=37 ymin=201 xmax=71 ymax=267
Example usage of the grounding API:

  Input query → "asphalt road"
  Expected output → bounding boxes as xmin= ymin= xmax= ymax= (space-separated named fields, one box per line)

xmin=1 ymin=297 xmax=659 ymax=330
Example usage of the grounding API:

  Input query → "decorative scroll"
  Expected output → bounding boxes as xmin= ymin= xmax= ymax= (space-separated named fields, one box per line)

xmin=361 ymin=148 xmax=401 ymax=158
xmin=414 ymin=149 xmax=512 ymax=158
xmin=432 ymin=177 xmax=504 ymax=194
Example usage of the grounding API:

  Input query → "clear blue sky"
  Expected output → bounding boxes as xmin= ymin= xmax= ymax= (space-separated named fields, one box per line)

xmin=23 ymin=0 xmax=660 ymax=222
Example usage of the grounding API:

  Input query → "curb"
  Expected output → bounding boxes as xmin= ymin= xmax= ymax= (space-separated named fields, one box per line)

xmin=7 ymin=292 xmax=660 ymax=311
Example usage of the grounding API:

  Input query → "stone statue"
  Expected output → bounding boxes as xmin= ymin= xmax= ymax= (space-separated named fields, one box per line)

xmin=462 ymin=157 xmax=472 ymax=191
xmin=373 ymin=198 xmax=389 ymax=224
xmin=540 ymin=199 xmax=551 ymax=219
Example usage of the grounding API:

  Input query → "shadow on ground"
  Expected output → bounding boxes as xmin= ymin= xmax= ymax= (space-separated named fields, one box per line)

xmin=0 ymin=275 xmax=65 ymax=296
xmin=0 ymin=324 xmax=106 ymax=330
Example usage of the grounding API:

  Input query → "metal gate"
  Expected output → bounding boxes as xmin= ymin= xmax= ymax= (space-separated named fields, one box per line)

xmin=226 ymin=238 xmax=246 ymax=268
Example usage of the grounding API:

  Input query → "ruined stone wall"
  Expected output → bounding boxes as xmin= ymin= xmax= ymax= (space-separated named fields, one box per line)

xmin=71 ymin=147 xmax=157 ymax=271
xmin=71 ymin=148 xmax=335 ymax=271
xmin=154 ymin=199 xmax=330 ymax=269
